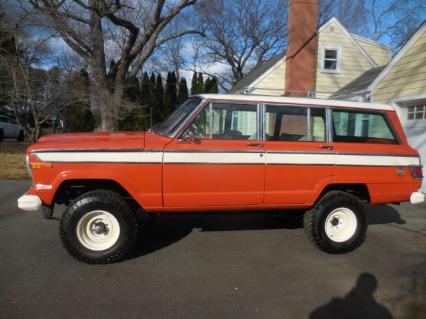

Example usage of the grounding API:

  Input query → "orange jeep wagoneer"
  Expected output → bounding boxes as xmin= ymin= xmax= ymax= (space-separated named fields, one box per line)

xmin=18 ymin=94 xmax=424 ymax=263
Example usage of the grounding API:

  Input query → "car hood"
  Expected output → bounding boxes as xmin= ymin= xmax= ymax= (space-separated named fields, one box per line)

xmin=28 ymin=131 xmax=145 ymax=153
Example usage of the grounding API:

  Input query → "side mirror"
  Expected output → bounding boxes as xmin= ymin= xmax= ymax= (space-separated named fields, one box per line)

xmin=178 ymin=129 xmax=201 ymax=144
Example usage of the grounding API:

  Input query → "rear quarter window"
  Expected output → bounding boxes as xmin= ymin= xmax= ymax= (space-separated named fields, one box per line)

xmin=332 ymin=110 xmax=398 ymax=144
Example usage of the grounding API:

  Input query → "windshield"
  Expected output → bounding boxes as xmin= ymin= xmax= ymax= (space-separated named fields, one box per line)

xmin=151 ymin=97 xmax=203 ymax=136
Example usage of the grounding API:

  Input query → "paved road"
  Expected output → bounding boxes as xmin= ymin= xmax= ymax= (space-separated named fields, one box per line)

xmin=1 ymin=180 xmax=425 ymax=319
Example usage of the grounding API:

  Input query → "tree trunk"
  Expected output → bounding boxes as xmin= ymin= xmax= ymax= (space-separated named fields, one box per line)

xmin=88 ymin=2 xmax=118 ymax=131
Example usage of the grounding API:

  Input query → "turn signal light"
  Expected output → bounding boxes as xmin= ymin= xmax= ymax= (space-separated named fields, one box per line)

xmin=30 ymin=162 xmax=52 ymax=170
xmin=409 ymin=166 xmax=423 ymax=180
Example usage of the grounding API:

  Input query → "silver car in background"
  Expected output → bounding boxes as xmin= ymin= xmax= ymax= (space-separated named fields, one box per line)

xmin=0 ymin=115 xmax=24 ymax=141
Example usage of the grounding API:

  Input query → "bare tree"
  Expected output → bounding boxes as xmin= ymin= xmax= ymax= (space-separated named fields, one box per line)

xmin=27 ymin=0 xmax=200 ymax=131
xmin=195 ymin=0 xmax=288 ymax=88
xmin=0 ymin=29 xmax=88 ymax=141
xmin=370 ymin=0 xmax=426 ymax=49
xmin=319 ymin=0 xmax=368 ymax=34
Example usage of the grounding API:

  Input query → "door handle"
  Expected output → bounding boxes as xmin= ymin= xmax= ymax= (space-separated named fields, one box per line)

xmin=247 ymin=142 xmax=264 ymax=148
xmin=317 ymin=144 xmax=334 ymax=150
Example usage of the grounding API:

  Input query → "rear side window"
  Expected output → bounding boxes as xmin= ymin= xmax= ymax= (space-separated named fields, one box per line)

xmin=265 ymin=105 xmax=326 ymax=142
xmin=332 ymin=110 xmax=398 ymax=144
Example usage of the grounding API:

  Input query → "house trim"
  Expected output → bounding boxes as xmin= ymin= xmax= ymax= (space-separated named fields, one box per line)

xmin=368 ymin=22 xmax=426 ymax=93
xmin=390 ymin=94 xmax=426 ymax=105
xmin=350 ymin=33 xmax=392 ymax=50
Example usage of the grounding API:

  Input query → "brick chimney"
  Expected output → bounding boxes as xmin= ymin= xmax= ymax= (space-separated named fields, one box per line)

xmin=285 ymin=0 xmax=319 ymax=97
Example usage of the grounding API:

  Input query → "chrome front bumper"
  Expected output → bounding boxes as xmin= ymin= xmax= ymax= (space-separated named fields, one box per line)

xmin=410 ymin=192 xmax=425 ymax=205
xmin=17 ymin=194 xmax=42 ymax=211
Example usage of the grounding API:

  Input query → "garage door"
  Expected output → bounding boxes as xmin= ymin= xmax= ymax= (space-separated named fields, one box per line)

xmin=404 ymin=103 xmax=426 ymax=192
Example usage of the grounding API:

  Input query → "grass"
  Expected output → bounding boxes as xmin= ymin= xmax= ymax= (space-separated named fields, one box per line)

xmin=0 ymin=143 xmax=30 ymax=180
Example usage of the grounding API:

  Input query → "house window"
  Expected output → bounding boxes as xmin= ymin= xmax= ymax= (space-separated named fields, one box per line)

xmin=407 ymin=104 xmax=426 ymax=120
xmin=323 ymin=49 xmax=339 ymax=72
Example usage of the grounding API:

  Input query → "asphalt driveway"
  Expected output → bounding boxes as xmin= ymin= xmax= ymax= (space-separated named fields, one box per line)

xmin=0 ymin=180 xmax=425 ymax=319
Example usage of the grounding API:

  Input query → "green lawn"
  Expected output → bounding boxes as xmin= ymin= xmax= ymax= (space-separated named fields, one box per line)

xmin=0 ymin=143 xmax=30 ymax=180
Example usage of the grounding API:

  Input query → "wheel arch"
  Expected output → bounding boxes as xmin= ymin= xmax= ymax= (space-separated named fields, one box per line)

xmin=315 ymin=184 xmax=371 ymax=205
xmin=53 ymin=179 xmax=142 ymax=210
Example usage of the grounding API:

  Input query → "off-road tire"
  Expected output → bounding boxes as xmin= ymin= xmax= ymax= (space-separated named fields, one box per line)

xmin=60 ymin=190 xmax=138 ymax=264
xmin=0 ymin=129 xmax=3 ymax=142
xmin=303 ymin=191 xmax=367 ymax=254
xmin=17 ymin=130 xmax=24 ymax=142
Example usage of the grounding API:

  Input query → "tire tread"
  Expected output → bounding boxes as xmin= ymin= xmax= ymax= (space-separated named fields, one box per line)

xmin=59 ymin=190 xmax=138 ymax=264
xmin=303 ymin=191 xmax=367 ymax=254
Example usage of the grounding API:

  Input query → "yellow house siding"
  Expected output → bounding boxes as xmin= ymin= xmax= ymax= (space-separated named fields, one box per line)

xmin=353 ymin=37 xmax=391 ymax=66
xmin=316 ymin=21 xmax=374 ymax=98
xmin=251 ymin=59 xmax=286 ymax=96
xmin=372 ymin=29 xmax=426 ymax=103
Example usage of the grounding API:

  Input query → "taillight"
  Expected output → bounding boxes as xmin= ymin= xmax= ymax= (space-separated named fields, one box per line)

xmin=409 ymin=166 xmax=423 ymax=180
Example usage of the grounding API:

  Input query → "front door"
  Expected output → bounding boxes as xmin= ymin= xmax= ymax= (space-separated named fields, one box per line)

xmin=163 ymin=101 xmax=265 ymax=207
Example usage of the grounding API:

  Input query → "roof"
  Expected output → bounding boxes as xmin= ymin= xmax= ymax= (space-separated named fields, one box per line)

xmin=197 ymin=94 xmax=393 ymax=111
xmin=331 ymin=66 xmax=385 ymax=98
xmin=229 ymin=52 xmax=285 ymax=94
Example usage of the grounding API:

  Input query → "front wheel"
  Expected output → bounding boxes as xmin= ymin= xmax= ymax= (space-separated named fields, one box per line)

xmin=60 ymin=190 xmax=138 ymax=264
xmin=303 ymin=191 xmax=367 ymax=254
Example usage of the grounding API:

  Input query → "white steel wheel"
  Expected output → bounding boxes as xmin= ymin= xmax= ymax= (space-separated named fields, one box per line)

xmin=76 ymin=210 xmax=121 ymax=251
xmin=324 ymin=207 xmax=358 ymax=243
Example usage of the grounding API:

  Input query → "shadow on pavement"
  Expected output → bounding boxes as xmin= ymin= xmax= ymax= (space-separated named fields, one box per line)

xmin=128 ymin=204 xmax=406 ymax=259
xmin=367 ymin=204 xmax=406 ymax=225
xmin=309 ymin=273 xmax=393 ymax=319
xmin=129 ymin=211 xmax=304 ymax=259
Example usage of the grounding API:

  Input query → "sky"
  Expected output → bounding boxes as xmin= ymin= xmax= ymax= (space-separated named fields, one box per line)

xmin=2 ymin=0 xmax=425 ymax=90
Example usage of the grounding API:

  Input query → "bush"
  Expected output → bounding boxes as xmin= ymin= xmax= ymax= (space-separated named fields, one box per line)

xmin=65 ymin=102 xmax=95 ymax=132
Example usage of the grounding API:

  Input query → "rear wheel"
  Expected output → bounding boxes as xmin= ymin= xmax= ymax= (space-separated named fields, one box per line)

xmin=60 ymin=190 xmax=138 ymax=264
xmin=303 ymin=191 xmax=367 ymax=254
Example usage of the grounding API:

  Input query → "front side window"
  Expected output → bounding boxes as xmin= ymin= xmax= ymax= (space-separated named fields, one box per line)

xmin=265 ymin=105 xmax=326 ymax=142
xmin=407 ymin=104 xmax=426 ymax=120
xmin=332 ymin=110 xmax=397 ymax=144
xmin=323 ymin=49 xmax=339 ymax=72
xmin=184 ymin=102 xmax=258 ymax=140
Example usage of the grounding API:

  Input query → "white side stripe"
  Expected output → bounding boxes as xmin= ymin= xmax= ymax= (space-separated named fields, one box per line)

xmin=35 ymin=151 xmax=420 ymax=166
xmin=35 ymin=152 xmax=163 ymax=163
xmin=163 ymin=152 xmax=264 ymax=164
xmin=267 ymin=153 xmax=335 ymax=165
xmin=335 ymin=154 xmax=420 ymax=166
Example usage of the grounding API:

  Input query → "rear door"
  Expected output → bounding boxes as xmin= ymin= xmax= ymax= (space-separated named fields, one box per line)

xmin=263 ymin=104 xmax=335 ymax=204
xmin=329 ymin=108 xmax=418 ymax=201
xmin=163 ymin=101 xmax=265 ymax=207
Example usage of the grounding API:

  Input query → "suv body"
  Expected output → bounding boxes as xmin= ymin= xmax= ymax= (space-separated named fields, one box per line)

xmin=0 ymin=115 xmax=24 ymax=141
xmin=17 ymin=94 xmax=424 ymax=263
